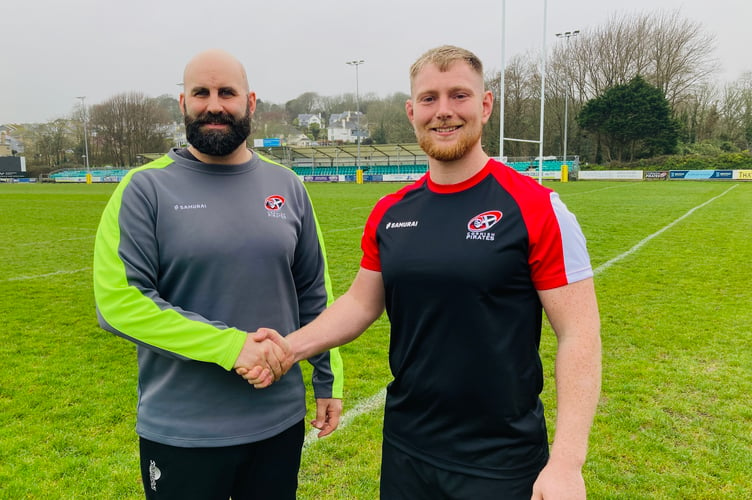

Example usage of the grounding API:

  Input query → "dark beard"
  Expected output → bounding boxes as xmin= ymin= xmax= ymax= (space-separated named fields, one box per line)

xmin=184 ymin=106 xmax=251 ymax=157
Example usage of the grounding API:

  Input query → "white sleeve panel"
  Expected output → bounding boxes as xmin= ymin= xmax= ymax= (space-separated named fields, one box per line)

xmin=550 ymin=192 xmax=594 ymax=283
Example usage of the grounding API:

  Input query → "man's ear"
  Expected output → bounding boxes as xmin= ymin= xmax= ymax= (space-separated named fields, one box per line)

xmin=481 ymin=90 xmax=494 ymax=125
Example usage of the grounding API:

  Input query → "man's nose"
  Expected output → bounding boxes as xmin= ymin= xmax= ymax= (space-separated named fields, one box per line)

xmin=206 ymin=93 xmax=223 ymax=113
xmin=435 ymin=96 xmax=453 ymax=119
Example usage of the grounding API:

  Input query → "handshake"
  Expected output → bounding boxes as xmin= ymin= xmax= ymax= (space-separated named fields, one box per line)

xmin=233 ymin=327 xmax=344 ymax=437
xmin=233 ymin=328 xmax=294 ymax=388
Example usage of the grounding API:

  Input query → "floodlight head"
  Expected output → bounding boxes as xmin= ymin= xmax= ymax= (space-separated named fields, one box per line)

xmin=556 ymin=30 xmax=580 ymax=39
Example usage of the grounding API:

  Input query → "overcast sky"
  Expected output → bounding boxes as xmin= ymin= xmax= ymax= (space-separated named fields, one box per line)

xmin=2 ymin=0 xmax=750 ymax=124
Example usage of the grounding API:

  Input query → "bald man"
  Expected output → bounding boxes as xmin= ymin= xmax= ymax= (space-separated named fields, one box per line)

xmin=93 ymin=49 xmax=343 ymax=500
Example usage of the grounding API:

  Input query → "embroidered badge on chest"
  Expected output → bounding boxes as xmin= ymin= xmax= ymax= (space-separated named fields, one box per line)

xmin=466 ymin=210 xmax=502 ymax=241
xmin=264 ymin=195 xmax=288 ymax=219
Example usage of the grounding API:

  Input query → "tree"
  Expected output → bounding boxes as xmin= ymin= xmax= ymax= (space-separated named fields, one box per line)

xmin=556 ymin=10 xmax=717 ymax=107
xmin=30 ymin=119 xmax=73 ymax=169
xmin=716 ymin=73 xmax=752 ymax=150
xmin=365 ymin=92 xmax=413 ymax=144
xmin=153 ymin=94 xmax=182 ymax=123
xmin=674 ymin=82 xmax=720 ymax=145
xmin=251 ymin=99 xmax=288 ymax=141
xmin=482 ymin=71 xmax=501 ymax=157
xmin=578 ymin=75 xmax=679 ymax=161
xmin=307 ymin=122 xmax=322 ymax=141
xmin=90 ymin=92 xmax=172 ymax=166
xmin=648 ymin=10 xmax=718 ymax=106
xmin=546 ymin=9 xmax=718 ymax=161
xmin=284 ymin=92 xmax=322 ymax=121
xmin=485 ymin=54 xmax=543 ymax=159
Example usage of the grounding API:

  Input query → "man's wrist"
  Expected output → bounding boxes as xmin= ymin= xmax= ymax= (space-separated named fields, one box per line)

xmin=228 ymin=329 xmax=250 ymax=370
xmin=548 ymin=449 xmax=586 ymax=470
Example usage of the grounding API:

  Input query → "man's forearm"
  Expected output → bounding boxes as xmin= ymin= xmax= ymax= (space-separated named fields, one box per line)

xmin=549 ymin=332 xmax=602 ymax=466
xmin=289 ymin=291 xmax=382 ymax=362
xmin=239 ymin=268 xmax=385 ymax=388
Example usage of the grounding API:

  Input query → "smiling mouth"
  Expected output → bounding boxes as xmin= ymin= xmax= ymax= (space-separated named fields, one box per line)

xmin=432 ymin=125 xmax=461 ymax=133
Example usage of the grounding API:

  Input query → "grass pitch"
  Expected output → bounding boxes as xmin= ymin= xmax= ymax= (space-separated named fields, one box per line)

xmin=0 ymin=180 xmax=750 ymax=499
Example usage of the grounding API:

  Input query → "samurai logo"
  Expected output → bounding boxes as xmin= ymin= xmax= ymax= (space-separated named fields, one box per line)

xmin=467 ymin=210 xmax=503 ymax=232
xmin=264 ymin=195 xmax=286 ymax=211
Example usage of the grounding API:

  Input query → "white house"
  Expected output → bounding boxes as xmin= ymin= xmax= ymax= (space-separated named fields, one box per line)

xmin=286 ymin=133 xmax=315 ymax=147
xmin=327 ymin=111 xmax=368 ymax=143
xmin=297 ymin=113 xmax=323 ymax=128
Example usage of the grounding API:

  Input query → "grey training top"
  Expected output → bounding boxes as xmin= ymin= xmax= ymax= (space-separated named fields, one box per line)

xmin=93 ymin=148 xmax=342 ymax=447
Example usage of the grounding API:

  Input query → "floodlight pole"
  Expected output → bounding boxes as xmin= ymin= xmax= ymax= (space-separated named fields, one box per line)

xmin=555 ymin=30 xmax=579 ymax=165
xmin=76 ymin=96 xmax=91 ymax=173
xmin=346 ymin=59 xmax=365 ymax=169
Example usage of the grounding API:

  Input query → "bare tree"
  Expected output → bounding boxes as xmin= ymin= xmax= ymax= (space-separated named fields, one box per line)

xmin=498 ymin=53 xmax=542 ymax=158
xmin=716 ymin=74 xmax=752 ymax=149
xmin=367 ymin=92 xmax=414 ymax=144
xmin=648 ymin=10 xmax=719 ymax=106
xmin=30 ymin=119 xmax=73 ymax=169
xmin=285 ymin=92 xmax=323 ymax=120
xmin=674 ymin=82 xmax=720 ymax=144
xmin=90 ymin=92 xmax=171 ymax=166
xmin=545 ymin=9 xmax=723 ymax=162
xmin=559 ymin=10 xmax=717 ymax=107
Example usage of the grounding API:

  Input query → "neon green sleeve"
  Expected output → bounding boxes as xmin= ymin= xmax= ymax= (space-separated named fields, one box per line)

xmin=93 ymin=158 xmax=246 ymax=370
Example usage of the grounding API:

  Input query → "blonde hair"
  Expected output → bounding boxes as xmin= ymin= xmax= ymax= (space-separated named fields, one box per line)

xmin=409 ymin=45 xmax=484 ymax=84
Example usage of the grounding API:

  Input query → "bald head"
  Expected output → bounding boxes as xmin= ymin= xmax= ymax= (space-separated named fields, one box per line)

xmin=183 ymin=49 xmax=250 ymax=94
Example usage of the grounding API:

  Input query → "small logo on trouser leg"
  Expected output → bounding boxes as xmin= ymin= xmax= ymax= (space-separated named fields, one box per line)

xmin=149 ymin=460 xmax=162 ymax=491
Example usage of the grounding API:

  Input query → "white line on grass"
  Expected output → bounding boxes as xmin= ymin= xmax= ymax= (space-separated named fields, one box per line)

xmin=326 ymin=226 xmax=365 ymax=233
xmin=563 ymin=184 xmax=632 ymax=197
xmin=303 ymin=388 xmax=386 ymax=448
xmin=4 ymin=267 xmax=91 ymax=282
xmin=593 ymin=184 xmax=738 ymax=275
xmin=302 ymin=183 xmax=740 ymax=452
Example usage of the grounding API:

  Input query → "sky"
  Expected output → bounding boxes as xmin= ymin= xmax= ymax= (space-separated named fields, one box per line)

xmin=2 ymin=0 xmax=750 ymax=124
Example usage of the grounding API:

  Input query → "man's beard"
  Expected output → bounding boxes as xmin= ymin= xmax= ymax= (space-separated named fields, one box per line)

xmin=184 ymin=105 xmax=251 ymax=157
xmin=415 ymin=122 xmax=482 ymax=162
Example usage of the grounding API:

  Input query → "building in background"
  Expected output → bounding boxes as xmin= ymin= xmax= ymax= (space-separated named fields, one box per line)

xmin=327 ymin=111 xmax=367 ymax=143
xmin=0 ymin=125 xmax=23 ymax=157
xmin=297 ymin=113 xmax=323 ymax=128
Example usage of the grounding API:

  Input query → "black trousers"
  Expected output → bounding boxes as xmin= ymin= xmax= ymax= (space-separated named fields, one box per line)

xmin=380 ymin=439 xmax=544 ymax=500
xmin=139 ymin=420 xmax=304 ymax=500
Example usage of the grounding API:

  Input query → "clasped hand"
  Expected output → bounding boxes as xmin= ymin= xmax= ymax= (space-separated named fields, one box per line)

xmin=233 ymin=328 xmax=292 ymax=388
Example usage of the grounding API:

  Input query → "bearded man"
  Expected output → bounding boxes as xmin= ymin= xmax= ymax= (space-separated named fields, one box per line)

xmin=93 ymin=49 xmax=342 ymax=500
